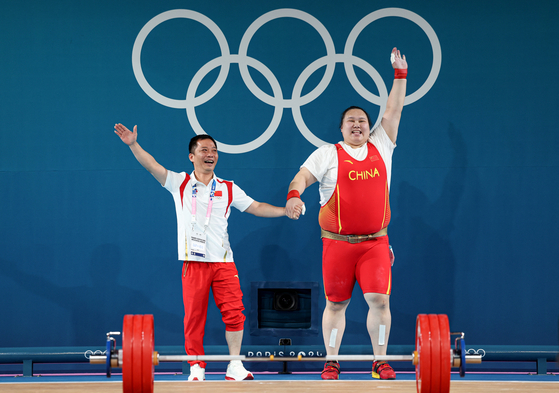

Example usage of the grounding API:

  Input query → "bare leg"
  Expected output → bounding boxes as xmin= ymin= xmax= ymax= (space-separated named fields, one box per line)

xmin=322 ymin=299 xmax=351 ymax=356
xmin=364 ymin=293 xmax=391 ymax=356
xmin=225 ymin=330 xmax=243 ymax=356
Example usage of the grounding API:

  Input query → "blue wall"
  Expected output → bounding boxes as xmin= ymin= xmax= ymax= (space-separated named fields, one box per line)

xmin=1 ymin=0 xmax=558 ymax=350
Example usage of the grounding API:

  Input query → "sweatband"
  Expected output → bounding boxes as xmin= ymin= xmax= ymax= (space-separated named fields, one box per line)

xmin=394 ymin=69 xmax=407 ymax=79
xmin=287 ymin=189 xmax=301 ymax=201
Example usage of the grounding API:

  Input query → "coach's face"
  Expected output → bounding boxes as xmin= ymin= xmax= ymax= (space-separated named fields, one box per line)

xmin=189 ymin=139 xmax=218 ymax=175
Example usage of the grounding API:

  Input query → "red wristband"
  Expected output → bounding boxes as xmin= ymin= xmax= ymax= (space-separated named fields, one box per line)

xmin=287 ymin=190 xmax=301 ymax=201
xmin=394 ymin=69 xmax=408 ymax=79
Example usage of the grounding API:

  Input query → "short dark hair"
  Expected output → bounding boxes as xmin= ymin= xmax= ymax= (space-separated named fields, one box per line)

xmin=189 ymin=134 xmax=218 ymax=154
xmin=339 ymin=106 xmax=372 ymax=129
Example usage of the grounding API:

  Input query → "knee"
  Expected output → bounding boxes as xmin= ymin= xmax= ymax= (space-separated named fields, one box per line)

xmin=366 ymin=294 xmax=390 ymax=311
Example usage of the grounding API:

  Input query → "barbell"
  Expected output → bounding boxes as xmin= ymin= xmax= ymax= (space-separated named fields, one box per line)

xmin=90 ymin=313 xmax=481 ymax=393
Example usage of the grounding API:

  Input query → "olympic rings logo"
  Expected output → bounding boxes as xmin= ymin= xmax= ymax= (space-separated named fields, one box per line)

xmin=466 ymin=348 xmax=486 ymax=357
xmin=132 ymin=8 xmax=441 ymax=154
xmin=84 ymin=349 xmax=106 ymax=360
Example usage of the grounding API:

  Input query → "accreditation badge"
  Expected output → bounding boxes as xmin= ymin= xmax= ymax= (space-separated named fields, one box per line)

xmin=190 ymin=230 xmax=207 ymax=258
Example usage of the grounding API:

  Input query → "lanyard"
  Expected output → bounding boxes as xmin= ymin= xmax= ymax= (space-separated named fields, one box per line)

xmin=191 ymin=179 xmax=217 ymax=230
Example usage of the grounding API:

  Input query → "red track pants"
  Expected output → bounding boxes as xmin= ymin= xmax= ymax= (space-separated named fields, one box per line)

xmin=182 ymin=261 xmax=246 ymax=368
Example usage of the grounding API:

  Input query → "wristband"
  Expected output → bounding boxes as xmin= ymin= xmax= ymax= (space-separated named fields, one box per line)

xmin=394 ymin=69 xmax=407 ymax=79
xmin=287 ymin=190 xmax=301 ymax=201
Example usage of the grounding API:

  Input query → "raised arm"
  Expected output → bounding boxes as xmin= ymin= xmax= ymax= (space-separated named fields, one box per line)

xmin=114 ymin=123 xmax=168 ymax=186
xmin=381 ymin=47 xmax=408 ymax=144
xmin=285 ymin=167 xmax=317 ymax=220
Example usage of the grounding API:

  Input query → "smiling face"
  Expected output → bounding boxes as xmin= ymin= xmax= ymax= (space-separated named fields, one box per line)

xmin=340 ymin=108 xmax=370 ymax=148
xmin=189 ymin=138 xmax=218 ymax=177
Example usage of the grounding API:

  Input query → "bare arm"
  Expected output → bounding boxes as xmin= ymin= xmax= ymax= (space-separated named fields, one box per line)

xmin=114 ymin=123 xmax=168 ymax=186
xmin=245 ymin=201 xmax=287 ymax=218
xmin=286 ymin=167 xmax=317 ymax=219
xmin=244 ymin=169 xmax=319 ymax=218
xmin=381 ymin=47 xmax=408 ymax=144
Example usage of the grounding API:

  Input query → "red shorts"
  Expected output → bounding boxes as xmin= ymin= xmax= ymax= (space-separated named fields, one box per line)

xmin=322 ymin=236 xmax=392 ymax=302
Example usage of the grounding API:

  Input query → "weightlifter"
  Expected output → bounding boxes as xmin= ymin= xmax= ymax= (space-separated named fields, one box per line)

xmin=114 ymin=127 xmax=301 ymax=381
xmin=285 ymin=47 xmax=408 ymax=380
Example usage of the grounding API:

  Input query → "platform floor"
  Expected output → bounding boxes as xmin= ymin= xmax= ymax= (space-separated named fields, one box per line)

xmin=1 ymin=371 xmax=558 ymax=392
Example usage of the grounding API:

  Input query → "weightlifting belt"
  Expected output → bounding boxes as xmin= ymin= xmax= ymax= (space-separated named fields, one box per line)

xmin=321 ymin=227 xmax=387 ymax=244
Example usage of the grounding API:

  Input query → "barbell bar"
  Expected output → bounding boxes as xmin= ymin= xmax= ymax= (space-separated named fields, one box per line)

xmin=90 ymin=313 xmax=481 ymax=393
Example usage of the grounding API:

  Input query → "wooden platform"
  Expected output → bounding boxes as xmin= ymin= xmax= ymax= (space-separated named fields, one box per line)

xmin=1 ymin=380 xmax=558 ymax=392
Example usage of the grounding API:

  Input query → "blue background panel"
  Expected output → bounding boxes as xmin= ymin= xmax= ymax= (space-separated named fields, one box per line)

xmin=1 ymin=0 xmax=558 ymax=350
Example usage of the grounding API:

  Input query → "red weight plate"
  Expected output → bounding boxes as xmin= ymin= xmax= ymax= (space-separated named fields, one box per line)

xmin=438 ymin=314 xmax=451 ymax=393
xmin=142 ymin=315 xmax=155 ymax=393
xmin=132 ymin=315 xmax=144 ymax=392
xmin=428 ymin=314 xmax=441 ymax=393
xmin=122 ymin=315 xmax=134 ymax=393
xmin=415 ymin=314 xmax=431 ymax=393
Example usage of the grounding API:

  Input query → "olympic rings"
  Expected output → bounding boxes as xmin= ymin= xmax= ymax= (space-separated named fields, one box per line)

xmin=344 ymin=7 xmax=442 ymax=106
xmin=132 ymin=10 xmax=231 ymax=110
xmin=132 ymin=8 xmax=442 ymax=154
xmin=84 ymin=349 xmax=106 ymax=360
xmin=466 ymin=348 xmax=486 ymax=357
